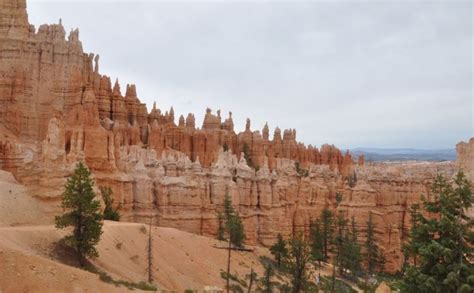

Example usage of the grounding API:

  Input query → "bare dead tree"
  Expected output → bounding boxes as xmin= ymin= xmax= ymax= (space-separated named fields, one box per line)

xmin=147 ymin=214 xmax=153 ymax=283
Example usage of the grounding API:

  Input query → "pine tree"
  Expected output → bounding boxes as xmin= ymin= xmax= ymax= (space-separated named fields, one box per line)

xmin=227 ymin=211 xmax=245 ymax=248
xmin=401 ymin=172 xmax=474 ymax=293
xmin=288 ymin=234 xmax=311 ymax=293
xmin=403 ymin=203 xmax=421 ymax=267
xmin=223 ymin=192 xmax=235 ymax=222
xmin=217 ymin=212 xmax=225 ymax=241
xmin=334 ymin=211 xmax=349 ymax=276
xmin=100 ymin=186 xmax=120 ymax=221
xmin=223 ymin=143 xmax=229 ymax=152
xmin=341 ymin=216 xmax=362 ymax=279
xmin=270 ymin=233 xmax=288 ymax=267
xmin=335 ymin=192 xmax=343 ymax=206
xmin=310 ymin=219 xmax=325 ymax=277
xmin=365 ymin=211 xmax=381 ymax=275
xmin=320 ymin=208 xmax=334 ymax=261
xmin=242 ymin=143 xmax=253 ymax=168
xmin=245 ymin=267 xmax=257 ymax=293
xmin=259 ymin=264 xmax=275 ymax=293
xmin=55 ymin=162 xmax=103 ymax=266
xmin=347 ymin=171 xmax=357 ymax=188
xmin=220 ymin=193 xmax=246 ymax=293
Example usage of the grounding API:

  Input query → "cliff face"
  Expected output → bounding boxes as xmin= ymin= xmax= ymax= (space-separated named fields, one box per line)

xmin=457 ymin=138 xmax=474 ymax=182
xmin=457 ymin=138 xmax=474 ymax=218
xmin=0 ymin=0 xmax=465 ymax=273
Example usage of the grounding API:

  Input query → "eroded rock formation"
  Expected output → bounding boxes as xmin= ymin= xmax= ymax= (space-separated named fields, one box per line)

xmin=0 ymin=0 xmax=469 ymax=273
xmin=457 ymin=138 xmax=474 ymax=182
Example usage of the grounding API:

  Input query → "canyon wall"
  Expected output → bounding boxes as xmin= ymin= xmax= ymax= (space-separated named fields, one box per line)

xmin=457 ymin=138 xmax=474 ymax=218
xmin=0 ymin=0 xmax=468 ymax=274
xmin=457 ymin=138 xmax=474 ymax=182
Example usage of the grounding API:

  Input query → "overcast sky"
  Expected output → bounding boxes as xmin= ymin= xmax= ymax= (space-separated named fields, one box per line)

xmin=27 ymin=0 xmax=472 ymax=149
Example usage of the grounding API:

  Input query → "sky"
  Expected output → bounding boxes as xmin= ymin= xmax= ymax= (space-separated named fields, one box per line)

xmin=27 ymin=0 xmax=473 ymax=149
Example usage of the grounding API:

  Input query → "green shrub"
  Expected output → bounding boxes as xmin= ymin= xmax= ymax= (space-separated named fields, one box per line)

xmin=100 ymin=186 xmax=121 ymax=221
xmin=346 ymin=172 xmax=357 ymax=188
xmin=223 ymin=143 xmax=229 ymax=152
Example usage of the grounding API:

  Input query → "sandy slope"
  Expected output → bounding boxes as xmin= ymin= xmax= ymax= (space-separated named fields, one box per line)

xmin=0 ymin=249 xmax=130 ymax=293
xmin=0 ymin=170 xmax=54 ymax=226
xmin=0 ymin=221 xmax=268 ymax=292
xmin=96 ymin=221 xmax=268 ymax=291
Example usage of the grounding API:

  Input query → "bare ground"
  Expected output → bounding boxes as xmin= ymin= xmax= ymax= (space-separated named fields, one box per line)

xmin=0 ymin=222 xmax=269 ymax=292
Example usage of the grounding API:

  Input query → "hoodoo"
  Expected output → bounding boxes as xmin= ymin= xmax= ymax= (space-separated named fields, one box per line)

xmin=0 ymin=0 xmax=469 ymax=275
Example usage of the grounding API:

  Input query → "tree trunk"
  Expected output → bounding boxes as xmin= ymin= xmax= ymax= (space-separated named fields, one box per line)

xmin=324 ymin=240 xmax=328 ymax=259
xmin=364 ymin=271 xmax=368 ymax=293
xmin=318 ymin=260 xmax=321 ymax=280
xmin=78 ymin=252 xmax=84 ymax=267
xmin=227 ymin=237 xmax=232 ymax=293
xmin=148 ymin=215 xmax=153 ymax=283
xmin=331 ymin=255 xmax=336 ymax=293
xmin=76 ymin=212 xmax=83 ymax=266
xmin=247 ymin=268 xmax=254 ymax=293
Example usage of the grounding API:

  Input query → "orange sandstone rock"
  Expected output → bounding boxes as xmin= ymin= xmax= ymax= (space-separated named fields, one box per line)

xmin=1 ymin=0 xmax=468 ymax=275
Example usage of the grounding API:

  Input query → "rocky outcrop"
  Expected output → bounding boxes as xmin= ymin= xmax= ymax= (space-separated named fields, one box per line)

xmin=456 ymin=138 xmax=474 ymax=182
xmin=0 ymin=0 xmax=467 ymax=274
xmin=457 ymin=138 xmax=474 ymax=219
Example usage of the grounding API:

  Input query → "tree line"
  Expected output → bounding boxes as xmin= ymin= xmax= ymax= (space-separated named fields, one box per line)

xmin=219 ymin=172 xmax=473 ymax=292
xmin=267 ymin=208 xmax=384 ymax=292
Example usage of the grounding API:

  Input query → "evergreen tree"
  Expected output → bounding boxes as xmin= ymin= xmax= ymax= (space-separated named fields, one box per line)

xmin=403 ymin=204 xmax=421 ymax=267
xmin=100 ymin=186 xmax=120 ymax=221
xmin=220 ymin=193 xmax=246 ymax=292
xmin=347 ymin=171 xmax=357 ymax=188
xmin=340 ymin=216 xmax=362 ymax=279
xmin=223 ymin=143 xmax=229 ymax=152
xmin=227 ymin=211 xmax=246 ymax=248
xmin=242 ymin=143 xmax=253 ymax=168
xmin=320 ymin=208 xmax=334 ymax=260
xmin=365 ymin=211 xmax=381 ymax=275
xmin=287 ymin=234 xmax=311 ymax=293
xmin=335 ymin=192 xmax=343 ymax=206
xmin=334 ymin=212 xmax=349 ymax=276
xmin=217 ymin=212 xmax=225 ymax=241
xmin=259 ymin=264 xmax=275 ymax=293
xmin=55 ymin=162 xmax=103 ymax=266
xmin=223 ymin=192 xmax=235 ymax=222
xmin=401 ymin=172 xmax=474 ymax=293
xmin=310 ymin=218 xmax=325 ymax=276
xmin=270 ymin=233 xmax=288 ymax=267
xmin=245 ymin=267 xmax=257 ymax=293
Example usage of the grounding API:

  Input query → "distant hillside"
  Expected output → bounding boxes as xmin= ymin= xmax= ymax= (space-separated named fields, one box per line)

xmin=351 ymin=147 xmax=456 ymax=162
